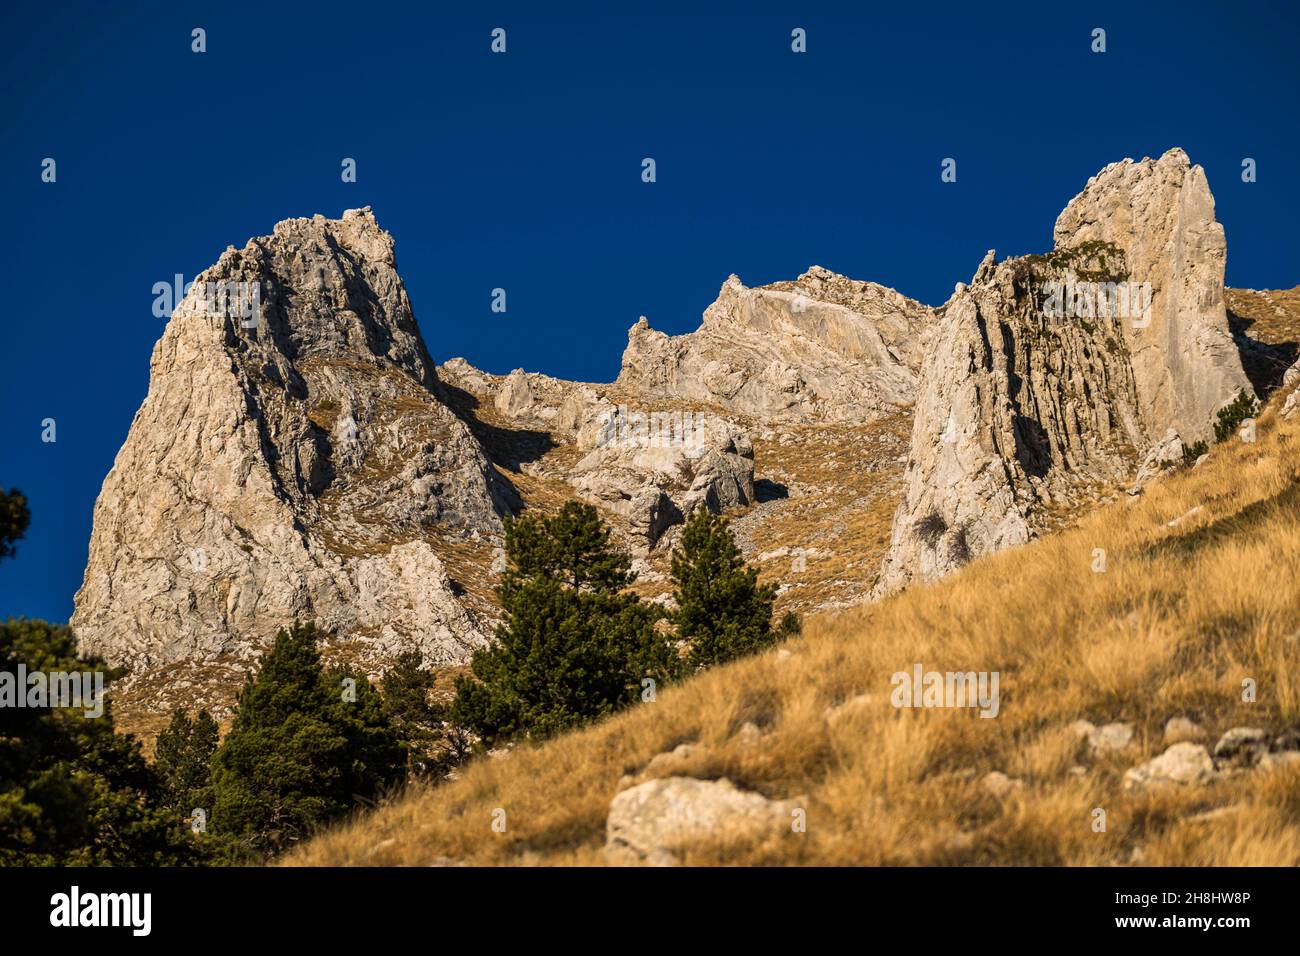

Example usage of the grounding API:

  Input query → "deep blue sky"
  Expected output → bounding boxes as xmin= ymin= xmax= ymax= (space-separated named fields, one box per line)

xmin=2 ymin=1 xmax=1298 ymax=624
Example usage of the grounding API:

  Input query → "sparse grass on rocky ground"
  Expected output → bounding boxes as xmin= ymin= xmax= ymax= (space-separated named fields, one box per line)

xmin=735 ymin=416 xmax=910 ymax=614
xmin=287 ymin=371 xmax=1300 ymax=866
xmin=1226 ymin=285 xmax=1300 ymax=395
xmin=1227 ymin=285 xmax=1300 ymax=346
xmin=435 ymin=366 xmax=916 ymax=618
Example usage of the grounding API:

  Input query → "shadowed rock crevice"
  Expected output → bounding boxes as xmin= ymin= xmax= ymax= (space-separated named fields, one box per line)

xmin=1012 ymin=415 xmax=1052 ymax=478
xmin=1228 ymin=308 xmax=1299 ymax=397
xmin=753 ymin=479 xmax=788 ymax=502
xmin=436 ymin=379 xmax=555 ymax=477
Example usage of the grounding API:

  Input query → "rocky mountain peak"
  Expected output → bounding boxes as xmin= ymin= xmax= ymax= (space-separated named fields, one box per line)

xmin=73 ymin=209 xmax=508 ymax=672
xmin=1052 ymin=147 xmax=1247 ymax=442
xmin=186 ymin=205 xmax=437 ymax=389
xmin=71 ymin=150 xmax=1270 ymax=718
xmin=877 ymin=148 xmax=1253 ymax=594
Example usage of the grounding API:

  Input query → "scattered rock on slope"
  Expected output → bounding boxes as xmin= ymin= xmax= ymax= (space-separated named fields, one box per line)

xmin=1163 ymin=717 xmax=1203 ymax=744
xmin=1123 ymin=743 xmax=1217 ymax=790
xmin=440 ymin=360 xmax=757 ymax=547
xmin=566 ymin=405 xmax=755 ymax=546
xmin=1212 ymin=727 xmax=1269 ymax=767
xmin=1070 ymin=720 xmax=1135 ymax=756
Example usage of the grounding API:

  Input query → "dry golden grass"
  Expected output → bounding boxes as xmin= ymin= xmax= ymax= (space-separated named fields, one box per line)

xmin=287 ymin=381 xmax=1300 ymax=867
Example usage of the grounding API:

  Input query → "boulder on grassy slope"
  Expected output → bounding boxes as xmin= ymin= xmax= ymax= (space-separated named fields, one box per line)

xmin=605 ymin=776 xmax=798 ymax=866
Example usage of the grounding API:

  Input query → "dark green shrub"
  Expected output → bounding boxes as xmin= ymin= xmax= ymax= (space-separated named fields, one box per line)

xmin=1214 ymin=390 xmax=1258 ymax=443
xmin=209 ymin=623 xmax=404 ymax=859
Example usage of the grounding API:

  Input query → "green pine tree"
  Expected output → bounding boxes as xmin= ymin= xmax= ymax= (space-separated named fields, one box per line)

xmin=154 ymin=707 xmax=219 ymax=818
xmin=0 ymin=618 xmax=197 ymax=865
xmin=209 ymin=623 xmax=405 ymax=859
xmin=500 ymin=498 xmax=636 ymax=593
xmin=451 ymin=502 xmax=679 ymax=745
xmin=381 ymin=650 xmax=464 ymax=778
xmin=1213 ymin=389 xmax=1259 ymax=442
xmin=328 ymin=662 xmax=408 ymax=800
xmin=670 ymin=509 xmax=782 ymax=668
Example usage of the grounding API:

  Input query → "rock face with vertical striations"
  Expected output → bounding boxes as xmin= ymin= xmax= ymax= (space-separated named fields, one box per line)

xmin=876 ymin=149 xmax=1253 ymax=594
xmin=73 ymin=208 xmax=514 ymax=669
xmin=1052 ymin=148 xmax=1251 ymax=441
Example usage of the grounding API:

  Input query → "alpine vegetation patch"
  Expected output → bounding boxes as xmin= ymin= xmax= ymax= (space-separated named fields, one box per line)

xmin=1041 ymin=279 xmax=1151 ymax=329
xmin=596 ymin=404 xmax=708 ymax=453
xmin=49 ymin=886 xmax=151 ymax=936
xmin=152 ymin=274 xmax=263 ymax=329
xmin=890 ymin=663 xmax=1000 ymax=718
xmin=0 ymin=663 xmax=105 ymax=718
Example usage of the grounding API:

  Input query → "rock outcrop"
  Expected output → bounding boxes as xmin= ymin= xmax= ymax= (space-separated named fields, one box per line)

xmin=877 ymin=150 xmax=1253 ymax=594
xmin=566 ymin=402 xmax=754 ymax=546
xmin=616 ymin=267 xmax=929 ymax=422
xmin=605 ymin=776 xmax=798 ymax=866
xmin=442 ymin=266 xmax=926 ymax=550
xmin=443 ymin=362 xmax=756 ymax=548
xmin=437 ymin=265 xmax=932 ymax=555
xmin=73 ymin=208 xmax=511 ymax=668
xmin=1281 ymin=358 xmax=1300 ymax=420
xmin=1053 ymin=148 xmax=1251 ymax=441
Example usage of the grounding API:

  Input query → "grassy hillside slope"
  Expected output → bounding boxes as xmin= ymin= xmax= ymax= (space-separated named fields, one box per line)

xmin=289 ymin=381 xmax=1300 ymax=867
